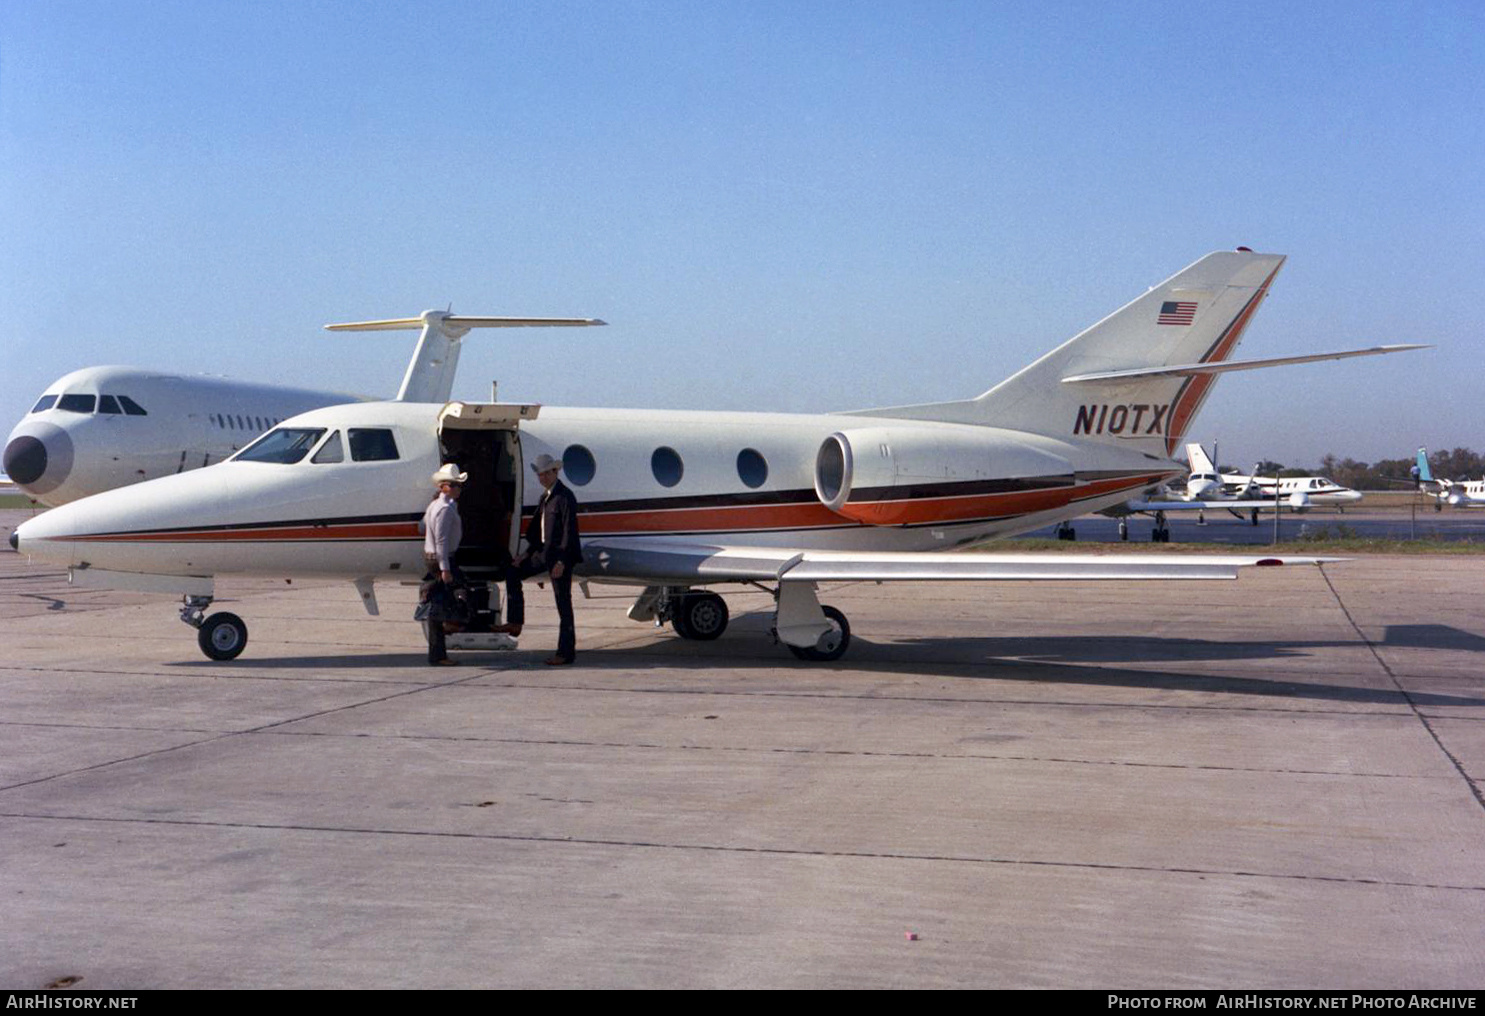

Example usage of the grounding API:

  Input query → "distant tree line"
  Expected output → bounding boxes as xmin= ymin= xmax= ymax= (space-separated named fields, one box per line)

xmin=1219 ymin=447 xmax=1484 ymax=489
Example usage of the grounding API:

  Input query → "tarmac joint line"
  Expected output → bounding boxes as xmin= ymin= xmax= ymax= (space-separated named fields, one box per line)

xmin=1317 ymin=564 xmax=1485 ymax=813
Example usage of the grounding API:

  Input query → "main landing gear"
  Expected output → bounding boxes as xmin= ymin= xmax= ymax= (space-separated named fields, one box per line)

xmin=629 ymin=583 xmax=852 ymax=662
xmin=181 ymin=595 xmax=248 ymax=661
xmin=1150 ymin=511 xmax=1171 ymax=543
xmin=1056 ymin=521 xmax=1077 ymax=541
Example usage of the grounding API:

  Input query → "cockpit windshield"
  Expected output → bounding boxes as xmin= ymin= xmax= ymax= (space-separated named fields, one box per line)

xmin=31 ymin=395 xmax=57 ymax=413
xmin=56 ymin=394 xmax=96 ymax=414
xmin=234 ymin=428 xmax=327 ymax=464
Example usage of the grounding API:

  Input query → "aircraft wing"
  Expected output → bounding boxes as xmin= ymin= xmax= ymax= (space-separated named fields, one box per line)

xmin=1122 ymin=499 xmax=1301 ymax=512
xmin=580 ymin=538 xmax=1338 ymax=585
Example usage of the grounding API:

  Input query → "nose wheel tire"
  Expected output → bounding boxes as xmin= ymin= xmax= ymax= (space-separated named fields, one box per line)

xmin=786 ymin=605 xmax=850 ymax=662
xmin=672 ymin=592 xmax=729 ymax=641
xmin=198 ymin=612 xmax=248 ymax=661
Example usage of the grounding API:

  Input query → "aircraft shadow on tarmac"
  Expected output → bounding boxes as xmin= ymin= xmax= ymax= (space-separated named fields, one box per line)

xmin=162 ymin=618 xmax=1485 ymax=708
xmin=1379 ymin=624 xmax=1485 ymax=652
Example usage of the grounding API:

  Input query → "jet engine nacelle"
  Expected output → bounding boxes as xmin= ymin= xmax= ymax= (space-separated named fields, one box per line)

xmin=813 ymin=426 xmax=1074 ymax=526
xmin=1287 ymin=490 xmax=1311 ymax=512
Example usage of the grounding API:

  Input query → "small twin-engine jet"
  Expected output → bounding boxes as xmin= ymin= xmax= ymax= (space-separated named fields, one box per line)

xmin=1414 ymin=447 xmax=1485 ymax=510
xmin=1107 ymin=442 xmax=1364 ymax=540
xmin=11 ymin=250 xmax=1423 ymax=662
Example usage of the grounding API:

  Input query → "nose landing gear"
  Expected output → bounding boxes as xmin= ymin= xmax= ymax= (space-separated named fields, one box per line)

xmin=181 ymin=595 xmax=248 ymax=661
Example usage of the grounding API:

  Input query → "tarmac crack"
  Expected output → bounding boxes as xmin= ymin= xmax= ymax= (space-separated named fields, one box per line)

xmin=2 ymin=809 xmax=1482 ymax=894
xmin=255 ymin=727 xmax=1445 ymax=781
xmin=0 ymin=666 xmax=518 ymax=793
xmin=471 ymin=679 xmax=1428 ymax=719
xmin=1318 ymin=564 xmax=1485 ymax=813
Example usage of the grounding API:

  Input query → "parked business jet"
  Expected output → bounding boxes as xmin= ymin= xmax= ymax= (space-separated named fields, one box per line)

xmin=11 ymin=250 xmax=1422 ymax=662
xmin=1106 ymin=443 xmax=1364 ymax=540
xmin=1415 ymin=447 xmax=1485 ymax=509
xmin=1219 ymin=469 xmax=1363 ymax=509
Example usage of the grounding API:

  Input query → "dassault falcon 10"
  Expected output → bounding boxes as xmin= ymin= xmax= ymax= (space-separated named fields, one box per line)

xmin=11 ymin=250 xmax=1423 ymax=662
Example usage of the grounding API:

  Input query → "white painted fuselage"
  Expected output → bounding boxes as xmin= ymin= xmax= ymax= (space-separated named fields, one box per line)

xmin=14 ymin=399 xmax=1180 ymax=582
xmin=1221 ymin=473 xmax=1363 ymax=507
xmin=4 ymin=366 xmax=359 ymax=506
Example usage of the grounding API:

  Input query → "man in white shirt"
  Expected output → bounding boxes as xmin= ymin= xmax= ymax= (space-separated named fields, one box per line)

xmin=421 ymin=463 xmax=466 ymax=665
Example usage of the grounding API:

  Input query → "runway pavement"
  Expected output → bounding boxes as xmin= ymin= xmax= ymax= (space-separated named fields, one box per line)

xmin=2 ymin=508 xmax=1483 ymax=988
xmin=1025 ymin=506 xmax=1485 ymax=544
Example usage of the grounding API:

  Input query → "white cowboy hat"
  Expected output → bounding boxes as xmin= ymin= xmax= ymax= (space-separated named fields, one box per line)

xmin=530 ymin=453 xmax=563 ymax=474
xmin=431 ymin=463 xmax=468 ymax=485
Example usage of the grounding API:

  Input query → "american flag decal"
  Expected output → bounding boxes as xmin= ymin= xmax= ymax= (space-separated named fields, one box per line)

xmin=1158 ymin=301 xmax=1197 ymax=325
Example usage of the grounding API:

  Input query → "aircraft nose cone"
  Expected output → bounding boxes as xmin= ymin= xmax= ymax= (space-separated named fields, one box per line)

xmin=3 ymin=424 xmax=73 ymax=500
xmin=4 ymin=436 xmax=47 ymax=486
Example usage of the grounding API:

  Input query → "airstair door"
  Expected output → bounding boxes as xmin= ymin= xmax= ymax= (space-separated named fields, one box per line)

xmin=436 ymin=401 xmax=539 ymax=578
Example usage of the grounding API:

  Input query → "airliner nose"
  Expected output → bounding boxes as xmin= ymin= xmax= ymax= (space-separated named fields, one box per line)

xmin=4 ymin=435 xmax=47 ymax=486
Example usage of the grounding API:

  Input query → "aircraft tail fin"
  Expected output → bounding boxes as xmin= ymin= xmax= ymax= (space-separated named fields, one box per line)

xmin=849 ymin=249 xmax=1423 ymax=459
xmin=1416 ymin=447 xmax=1434 ymax=485
xmin=850 ymin=250 xmax=1286 ymax=456
xmin=1185 ymin=443 xmax=1217 ymax=476
xmin=325 ymin=312 xmax=606 ymax=403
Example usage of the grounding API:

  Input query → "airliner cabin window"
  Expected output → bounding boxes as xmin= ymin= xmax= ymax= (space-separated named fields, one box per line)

xmin=57 ymin=394 xmax=96 ymax=414
xmin=235 ymin=428 xmax=326 ymax=464
xmin=348 ymin=428 xmax=399 ymax=462
xmin=118 ymin=396 xmax=147 ymax=416
xmin=311 ymin=431 xmax=345 ymax=464
xmin=97 ymin=395 xmax=122 ymax=414
xmin=30 ymin=395 xmax=57 ymax=413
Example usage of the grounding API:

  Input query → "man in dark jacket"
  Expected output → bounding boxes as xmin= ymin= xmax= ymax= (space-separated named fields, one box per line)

xmin=497 ymin=453 xmax=583 ymax=665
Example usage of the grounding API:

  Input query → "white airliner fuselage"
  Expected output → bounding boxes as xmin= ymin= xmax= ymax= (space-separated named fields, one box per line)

xmin=5 ymin=366 xmax=358 ymax=505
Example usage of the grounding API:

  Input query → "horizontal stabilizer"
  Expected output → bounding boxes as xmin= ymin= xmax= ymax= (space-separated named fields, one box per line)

xmin=325 ymin=316 xmax=606 ymax=332
xmin=1061 ymin=344 xmax=1428 ymax=384
xmin=324 ymin=309 xmax=606 ymax=403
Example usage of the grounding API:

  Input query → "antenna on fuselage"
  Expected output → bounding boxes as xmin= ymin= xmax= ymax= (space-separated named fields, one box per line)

xmin=324 ymin=310 xmax=606 ymax=403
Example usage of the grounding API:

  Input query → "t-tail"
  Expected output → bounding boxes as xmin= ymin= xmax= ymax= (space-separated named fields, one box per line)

xmin=325 ymin=311 xmax=606 ymax=403
xmin=850 ymin=249 xmax=1424 ymax=457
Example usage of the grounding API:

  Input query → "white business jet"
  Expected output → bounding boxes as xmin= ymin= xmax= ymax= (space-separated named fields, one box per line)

xmin=1109 ymin=443 xmax=1363 ymax=540
xmin=1218 ymin=468 xmax=1363 ymax=509
xmin=11 ymin=250 xmax=1423 ymax=663
xmin=1415 ymin=447 xmax=1485 ymax=509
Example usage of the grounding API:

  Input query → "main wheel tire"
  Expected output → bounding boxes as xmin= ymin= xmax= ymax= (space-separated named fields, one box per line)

xmin=198 ymin=612 xmax=247 ymax=661
xmin=786 ymin=605 xmax=851 ymax=662
xmin=673 ymin=592 xmax=728 ymax=641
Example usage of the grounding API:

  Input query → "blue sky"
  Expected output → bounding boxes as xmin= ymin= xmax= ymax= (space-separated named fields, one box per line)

xmin=2 ymin=0 xmax=1480 ymax=467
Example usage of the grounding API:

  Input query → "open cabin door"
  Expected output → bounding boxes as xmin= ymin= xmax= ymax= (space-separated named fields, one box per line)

xmin=436 ymin=401 xmax=539 ymax=580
